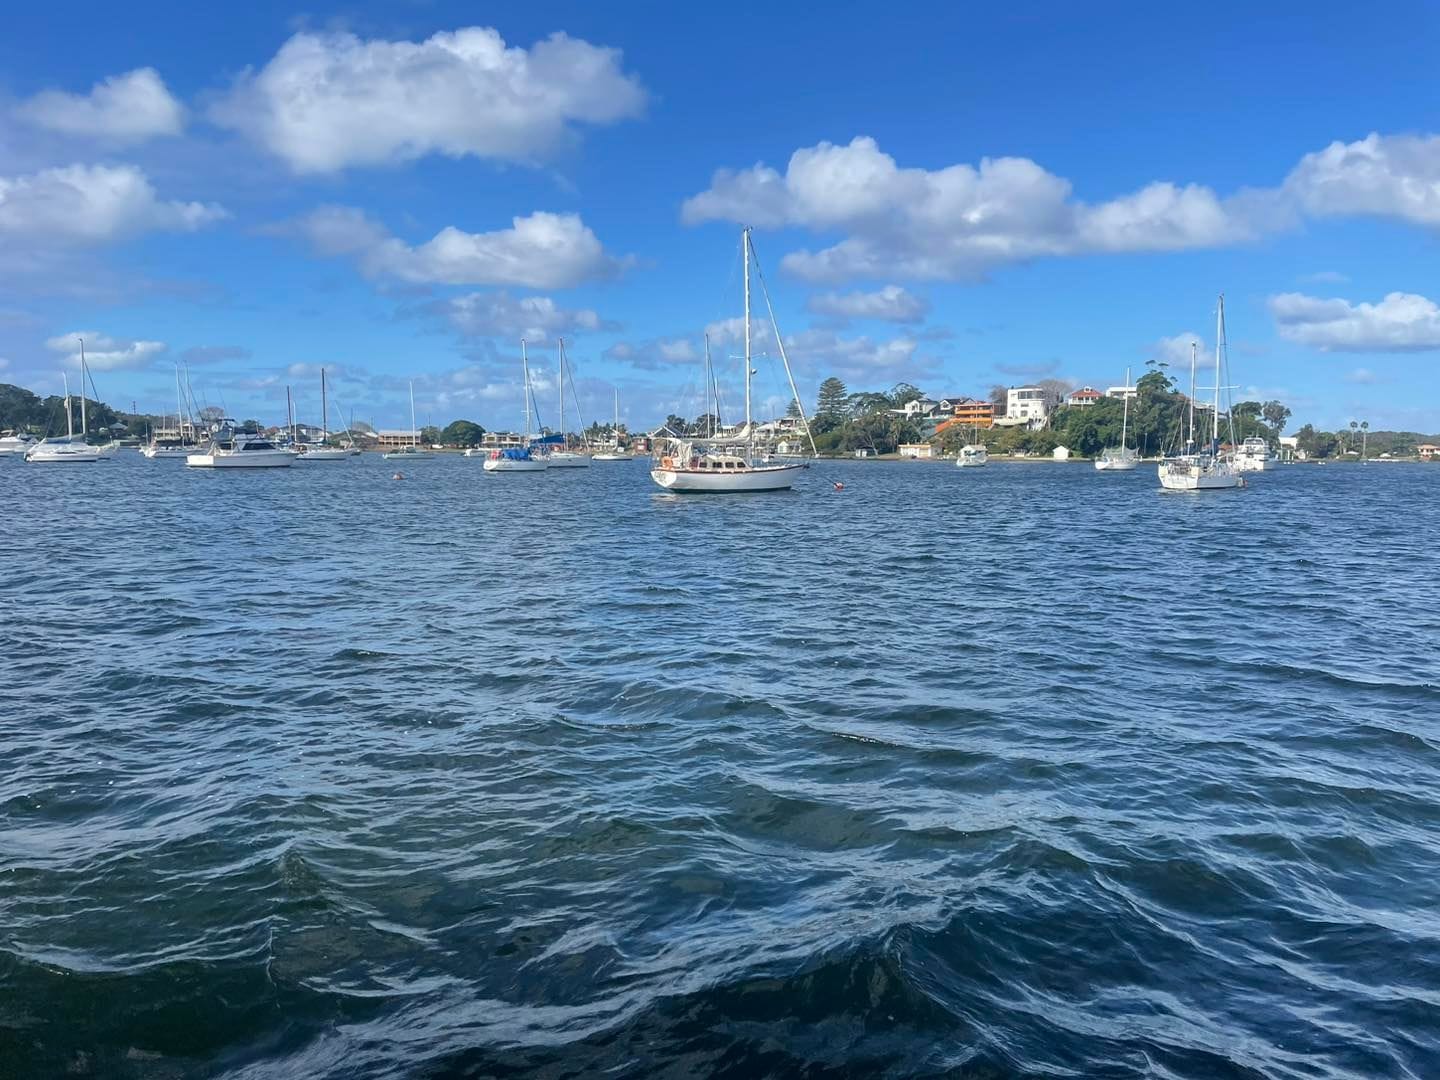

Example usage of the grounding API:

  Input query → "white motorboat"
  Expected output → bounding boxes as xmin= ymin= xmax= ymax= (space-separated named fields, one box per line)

xmin=383 ymin=382 xmax=436 ymax=459
xmin=0 ymin=431 xmax=39 ymax=456
xmin=1159 ymin=298 xmax=1243 ymax=492
xmin=484 ymin=342 xmax=550 ymax=474
xmin=650 ymin=229 xmax=812 ymax=493
xmin=547 ymin=450 xmax=589 ymax=467
xmin=1095 ymin=366 xmax=1140 ymax=471
xmin=26 ymin=348 xmax=119 ymax=463
xmin=1233 ymin=436 xmax=1275 ymax=472
xmin=957 ymin=444 xmax=988 ymax=467
xmin=186 ymin=428 xmax=294 ymax=468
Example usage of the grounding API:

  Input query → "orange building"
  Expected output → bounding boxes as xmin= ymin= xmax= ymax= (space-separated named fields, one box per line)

xmin=948 ymin=398 xmax=994 ymax=428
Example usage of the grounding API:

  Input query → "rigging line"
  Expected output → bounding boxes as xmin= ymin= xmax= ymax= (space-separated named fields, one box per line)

xmin=747 ymin=237 xmax=819 ymax=457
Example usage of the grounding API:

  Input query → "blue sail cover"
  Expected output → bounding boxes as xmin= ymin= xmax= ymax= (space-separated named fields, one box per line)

xmin=531 ymin=433 xmax=564 ymax=445
xmin=500 ymin=447 xmax=533 ymax=460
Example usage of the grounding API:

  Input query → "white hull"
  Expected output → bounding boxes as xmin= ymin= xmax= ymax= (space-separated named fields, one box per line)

xmin=651 ymin=463 xmax=803 ymax=492
xmin=547 ymin=452 xmax=590 ymax=468
xmin=299 ymin=446 xmax=351 ymax=461
xmin=1095 ymin=450 xmax=1140 ymax=471
xmin=1233 ymin=455 xmax=1274 ymax=472
xmin=26 ymin=441 xmax=118 ymax=463
xmin=591 ymin=451 xmax=633 ymax=461
xmin=956 ymin=445 xmax=988 ymax=467
xmin=141 ymin=445 xmax=196 ymax=459
xmin=1158 ymin=460 xmax=1242 ymax=490
xmin=0 ymin=440 xmax=38 ymax=456
xmin=186 ymin=450 xmax=294 ymax=468
xmin=382 ymin=449 xmax=435 ymax=460
xmin=483 ymin=458 xmax=548 ymax=473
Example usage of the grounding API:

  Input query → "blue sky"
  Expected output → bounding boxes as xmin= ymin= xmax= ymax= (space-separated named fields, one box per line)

xmin=2 ymin=1 xmax=1438 ymax=434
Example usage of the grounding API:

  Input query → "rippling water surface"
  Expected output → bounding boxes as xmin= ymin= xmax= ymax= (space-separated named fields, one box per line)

xmin=3 ymin=455 xmax=1439 ymax=1078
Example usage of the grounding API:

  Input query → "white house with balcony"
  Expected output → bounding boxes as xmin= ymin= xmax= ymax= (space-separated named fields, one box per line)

xmin=993 ymin=386 xmax=1050 ymax=429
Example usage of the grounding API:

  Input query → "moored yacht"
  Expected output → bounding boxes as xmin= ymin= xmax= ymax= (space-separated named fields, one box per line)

xmin=26 ymin=348 xmax=120 ymax=463
xmin=1233 ymin=436 xmax=1275 ymax=472
xmin=186 ymin=427 xmax=294 ymax=468
xmin=484 ymin=341 xmax=550 ymax=474
xmin=1158 ymin=299 xmax=1243 ymax=492
xmin=382 ymin=382 xmax=436 ymax=460
xmin=0 ymin=431 xmax=38 ymax=456
xmin=650 ymin=228 xmax=811 ymax=493
xmin=957 ymin=444 xmax=988 ymax=468
xmin=1095 ymin=366 xmax=1140 ymax=471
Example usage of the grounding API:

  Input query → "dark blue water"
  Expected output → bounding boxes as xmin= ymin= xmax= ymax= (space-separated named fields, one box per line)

xmin=3 ymin=455 xmax=1439 ymax=1079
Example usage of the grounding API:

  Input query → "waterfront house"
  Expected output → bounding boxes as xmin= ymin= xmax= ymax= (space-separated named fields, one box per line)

xmin=1420 ymin=444 xmax=1438 ymax=460
xmin=854 ymin=447 xmax=875 ymax=458
xmin=898 ymin=443 xmax=934 ymax=459
xmin=1067 ymin=387 xmax=1103 ymax=408
xmin=376 ymin=428 xmax=422 ymax=450
xmin=994 ymin=386 xmax=1049 ymax=429
xmin=939 ymin=397 xmax=995 ymax=428
xmin=1106 ymin=384 xmax=1138 ymax=400
xmin=1053 ymin=445 xmax=1071 ymax=461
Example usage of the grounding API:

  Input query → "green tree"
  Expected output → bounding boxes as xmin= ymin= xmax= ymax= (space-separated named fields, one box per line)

xmin=813 ymin=377 xmax=849 ymax=433
xmin=887 ymin=382 xmax=925 ymax=408
xmin=663 ymin=414 xmax=688 ymax=435
xmin=1261 ymin=400 xmax=1291 ymax=434
xmin=420 ymin=425 xmax=441 ymax=445
xmin=1232 ymin=400 xmax=1262 ymax=422
xmin=440 ymin=419 xmax=486 ymax=447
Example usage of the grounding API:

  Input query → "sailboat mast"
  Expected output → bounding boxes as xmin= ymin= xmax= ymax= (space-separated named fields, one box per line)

xmin=63 ymin=372 xmax=73 ymax=439
xmin=287 ymin=386 xmax=294 ymax=441
xmin=1213 ymin=295 xmax=1224 ymax=447
xmin=557 ymin=339 xmax=565 ymax=442
xmin=1187 ymin=342 xmax=1197 ymax=450
xmin=743 ymin=227 xmax=753 ymax=457
xmin=175 ymin=365 xmax=184 ymax=441
xmin=409 ymin=380 xmax=418 ymax=447
xmin=521 ymin=340 xmax=530 ymax=440
xmin=321 ymin=368 xmax=328 ymax=441
xmin=78 ymin=338 xmax=88 ymax=441
xmin=704 ymin=333 xmax=713 ymax=437
xmin=613 ymin=387 xmax=618 ymax=438
xmin=1121 ymin=366 xmax=1130 ymax=449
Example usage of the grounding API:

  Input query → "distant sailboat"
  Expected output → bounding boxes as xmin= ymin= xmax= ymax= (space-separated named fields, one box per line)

xmin=1095 ymin=366 xmax=1140 ymax=471
xmin=383 ymin=382 xmax=436 ymax=460
xmin=299 ymin=368 xmax=350 ymax=460
xmin=547 ymin=338 xmax=590 ymax=468
xmin=141 ymin=364 xmax=199 ymax=459
xmin=483 ymin=340 xmax=548 ymax=473
xmin=650 ymin=228 xmax=812 ymax=492
xmin=26 ymin=339 xmax=119 ymax=463
xmin=1158 ymin=297 xmax=1242 ymax=491
xmin=591 ymin=388 xmax=633 ymax=460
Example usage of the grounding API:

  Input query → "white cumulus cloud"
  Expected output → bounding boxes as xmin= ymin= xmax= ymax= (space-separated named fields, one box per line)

xmin=1283 ymin=133 xmax=1440 ymax=226
xmin=295 ymin=206 xmax=624 ymax=287
xmin=13 ymin=67 xmax=185 ymax=140
xmin=45 ymin=331 xmax=167 ymax=371
xmin=683 ymin=136 xmax=1258 ymax=282
xmin=430 ymin=291 xmax=614 ymax=341
xmin=1269 ymin=291 xmax=1440 ymax=352
xmin=213 ymin=26 xmax=646 ymax=173
xmin=0 ymin=164 xmax=224 ymax=243
xmin=806 ymin=284 xmax=929 ymax=324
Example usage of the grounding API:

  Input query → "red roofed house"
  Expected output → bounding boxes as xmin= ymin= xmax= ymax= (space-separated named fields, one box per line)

xmin=1067 ymin=387 xmax=1103 ymax=408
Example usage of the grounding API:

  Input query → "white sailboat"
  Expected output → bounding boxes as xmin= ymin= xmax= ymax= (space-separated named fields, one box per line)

xmin=1095 ymin=366 xmax=1140 ymax=471
xmin=650 ymin=228 xmax=812 ymax=492
xmin=141 ymin=365 xmax=199 ymax=458
xmin=299 ymin=368 xmax=350 ymax=460
xmin=26 ymin=340 xmax=119 ymax=463
xmin=547 ymin=338 xmax=590 ymax=468
xmin=483 ymin=341 xmax=548 ymax=473
xmin=383 ymin=382 xmax=436 ymax=460
xmin=1158 ymin=296 xmax=1243 ymax=491
xmin=591 ymin=388 xmax=633 ymax=460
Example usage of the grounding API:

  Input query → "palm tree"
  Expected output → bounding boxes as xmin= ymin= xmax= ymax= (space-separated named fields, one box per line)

xmin=1361 ymin=420 xmax=1370 ymax=460
xmin=1349 ymin=419 xmax=1359 ymax=451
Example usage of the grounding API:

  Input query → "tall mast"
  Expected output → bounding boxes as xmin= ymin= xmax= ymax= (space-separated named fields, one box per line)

xmin=409 ymin=380 xmax=418 ymax=446
xmin=78 ymin=338 xmax=88 ymax=441
xmin=1121 ymin=366 xmax=1130 ymax=449
xmin=613 ymin=386 xmax=618 ymax=440
xmin=704 ymin=333 xmax=713 ymax=436
xmin=557 ymin=339 xmax=565 ymax=442
xmin=1187 ymin=341 xmax=1197 ymax=450
xmin=743 ymin=227 xmax=752 ymax=456
xmin=287 ymin=386 xmax=294 ymax=441
xmin=1213 ymin=294 xmax=1224 ymax=447
xmin=521 ymin=340 xmax=530 ymax=440
xmin=175 ymin=365 xmax=184 ymax=441
xmin=63 ymin=371 xmax=73 ymax=439
xmin=321 ymin=368 xmax=328 ymax=441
